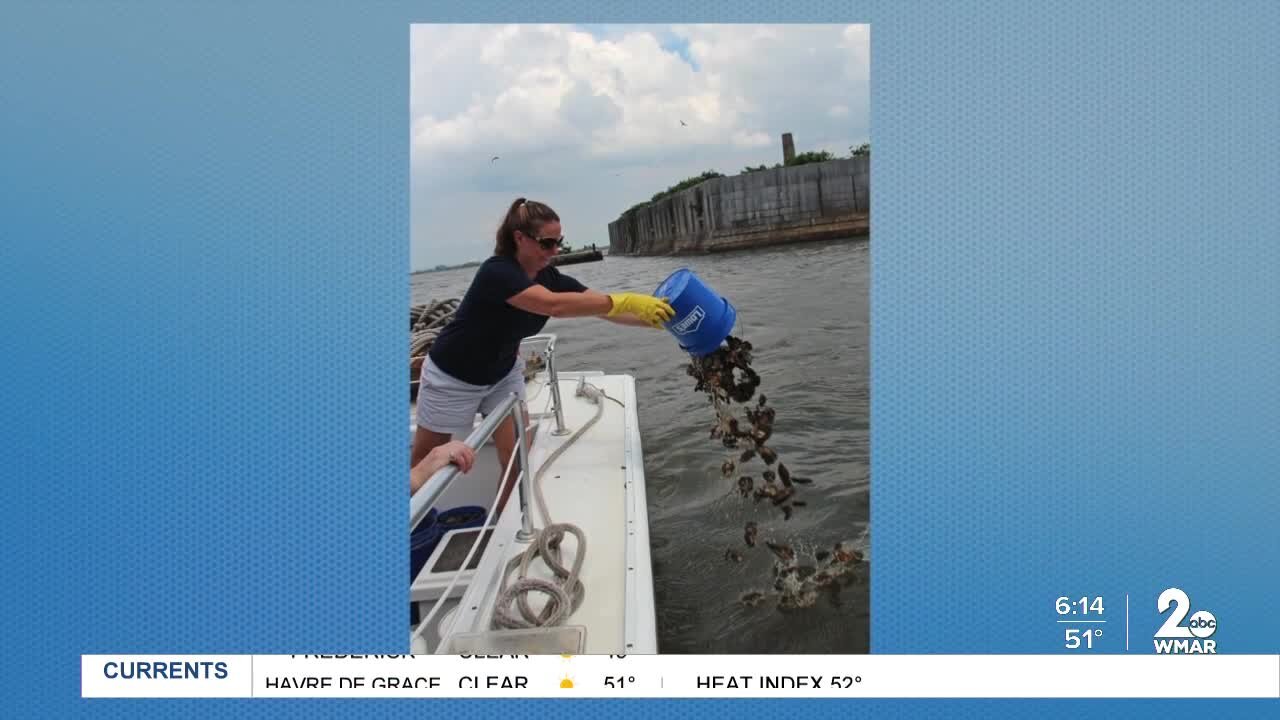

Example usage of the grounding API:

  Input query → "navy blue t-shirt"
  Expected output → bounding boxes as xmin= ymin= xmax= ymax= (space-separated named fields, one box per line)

xmin=429 ymin=255 xmax=588 ymax=385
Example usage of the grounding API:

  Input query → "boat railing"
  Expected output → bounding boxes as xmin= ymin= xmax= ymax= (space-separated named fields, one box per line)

xmin=410 ymin=392 xmax=526 ymax=532
xmin=518 ymin=333 xmax=569 ymax=436
xmin=409 ymin=391 xmax=534 ymax=652
xmin=408 ymin=333 xmax=569 ymax=651
xmin=409 ymin=332 xmax=566 ymax=533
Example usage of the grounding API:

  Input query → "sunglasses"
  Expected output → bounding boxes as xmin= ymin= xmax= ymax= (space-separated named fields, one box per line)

xmin=523 ymin=232 xmax=564 ymax=250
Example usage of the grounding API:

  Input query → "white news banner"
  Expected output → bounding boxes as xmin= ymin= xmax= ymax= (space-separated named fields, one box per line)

xmin=82 ymin=654 xmax=1280 ymax=698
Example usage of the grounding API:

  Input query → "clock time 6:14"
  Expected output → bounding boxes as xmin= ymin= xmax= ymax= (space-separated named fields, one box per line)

xmin=1056 ymin=596 xmax=1103 ymax=615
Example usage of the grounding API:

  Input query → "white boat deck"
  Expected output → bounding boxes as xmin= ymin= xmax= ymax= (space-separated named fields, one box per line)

xmin=410 ymin=358 xmax=657 ymax=654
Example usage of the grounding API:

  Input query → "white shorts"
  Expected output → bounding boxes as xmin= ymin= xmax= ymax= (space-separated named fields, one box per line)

xmin=415 ymin=356 xmax=526 ymax=436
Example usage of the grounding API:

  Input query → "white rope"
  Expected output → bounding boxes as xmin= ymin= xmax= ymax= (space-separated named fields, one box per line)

xmin=489 ymin=380 xmax=611 ymax=630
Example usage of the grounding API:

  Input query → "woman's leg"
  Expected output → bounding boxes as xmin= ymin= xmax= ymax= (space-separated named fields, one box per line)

xmin=491 ymin=416 xmax=520 ymax=514
xmin=478 ymin=360 xmax=531 ymax=516
xmin=492 ymin=406 xmax=535 ymax=516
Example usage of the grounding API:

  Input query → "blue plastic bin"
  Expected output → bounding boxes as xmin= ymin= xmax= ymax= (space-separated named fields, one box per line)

xmin=435 ymin=505 xmax=486 ymax=533
xmin=410 ymin=509 xmax=441 ymax=581
xmin=410 ymin=505 xmax=488 ymax=582
xmin=653 ymin=268 xmax=737 ymax=356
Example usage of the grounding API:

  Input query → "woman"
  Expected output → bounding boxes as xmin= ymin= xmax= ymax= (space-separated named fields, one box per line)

xmin=411 ymin=197 xmax=674 ymax=511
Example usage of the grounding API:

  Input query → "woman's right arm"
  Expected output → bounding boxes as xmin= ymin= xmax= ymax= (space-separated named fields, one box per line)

xmin=507 ymin=286 xmax=613 ymax=318
xmin=508 ymin=286 xmax=675 ymax=327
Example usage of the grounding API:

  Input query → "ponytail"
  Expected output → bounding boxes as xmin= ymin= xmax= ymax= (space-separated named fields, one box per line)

xmin=494 ymin=197 xmax=559 ymax=256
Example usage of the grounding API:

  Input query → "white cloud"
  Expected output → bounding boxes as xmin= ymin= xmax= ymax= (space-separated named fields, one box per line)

xmin=411 ymin=24 xmax=870 ymax=268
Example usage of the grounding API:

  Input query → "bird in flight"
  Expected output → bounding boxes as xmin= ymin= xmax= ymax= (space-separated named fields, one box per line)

xmin=490 ymin=155 xmax=500 ymax=162
xmin=679 ymin=120 xmax=687 ymax=127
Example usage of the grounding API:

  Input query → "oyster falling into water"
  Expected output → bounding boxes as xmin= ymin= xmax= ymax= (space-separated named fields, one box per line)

xmin=685 ymin=334 xmax=864 ymax=612
xmin=687 ymin=335 xmax=809 ymax=525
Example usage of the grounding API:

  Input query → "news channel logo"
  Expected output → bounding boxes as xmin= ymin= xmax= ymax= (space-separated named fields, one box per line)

xmin=1153 ymin=587 xmax=1217 ymax=654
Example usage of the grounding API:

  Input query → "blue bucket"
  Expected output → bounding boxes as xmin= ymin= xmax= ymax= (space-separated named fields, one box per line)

xmin=654 ymin=268 xmax=737 ymax=356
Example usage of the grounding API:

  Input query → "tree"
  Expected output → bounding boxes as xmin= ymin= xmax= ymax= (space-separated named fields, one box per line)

xmin=786 ymin=150 xmax=834 ymax=166
xmin=850 ymin=143 xmax=871 ymax=157
xmin=624 ymin=170 xmax=726 ymax=216
xmin=650 ymin=170 xmax=724 ymax=202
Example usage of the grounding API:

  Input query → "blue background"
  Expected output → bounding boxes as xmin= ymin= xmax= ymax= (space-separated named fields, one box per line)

xmin=1 ymin=0 xmax=1276 ymax=717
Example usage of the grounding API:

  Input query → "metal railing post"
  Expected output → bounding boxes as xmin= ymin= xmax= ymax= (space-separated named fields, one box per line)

xmin=511 ymin=395 xmax=537 ymax=542
xmin=544 ymin=343 xmax=570 ymax=436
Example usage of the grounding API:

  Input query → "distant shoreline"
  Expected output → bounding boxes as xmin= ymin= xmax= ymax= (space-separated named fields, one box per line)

xmin=411 ymin=247 xmax=610 ymax=275
xmin=410 ymin=261 xmax=482 ymax=276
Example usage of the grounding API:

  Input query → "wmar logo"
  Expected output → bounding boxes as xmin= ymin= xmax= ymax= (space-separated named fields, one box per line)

xmin=1154 ymin=587 xmax=1217 ymax=654
xmin=670 ymin=305 xmax=706 ymax=335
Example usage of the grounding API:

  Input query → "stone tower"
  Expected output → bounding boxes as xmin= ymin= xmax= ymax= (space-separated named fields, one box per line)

xmin=781 ymin=132 xmax=796 ymax=165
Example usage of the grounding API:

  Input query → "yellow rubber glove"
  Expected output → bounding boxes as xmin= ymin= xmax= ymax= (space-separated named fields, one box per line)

xmin=607 ymin=293 xmax=676 ymax=328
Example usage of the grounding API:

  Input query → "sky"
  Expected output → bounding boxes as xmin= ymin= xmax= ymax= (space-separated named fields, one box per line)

xmin=410 ymin=24 xmax=870 ymax=270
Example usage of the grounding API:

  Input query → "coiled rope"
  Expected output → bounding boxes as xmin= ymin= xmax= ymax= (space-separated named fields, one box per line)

xmin=489 ymin=379 xmax=618 ymax=630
